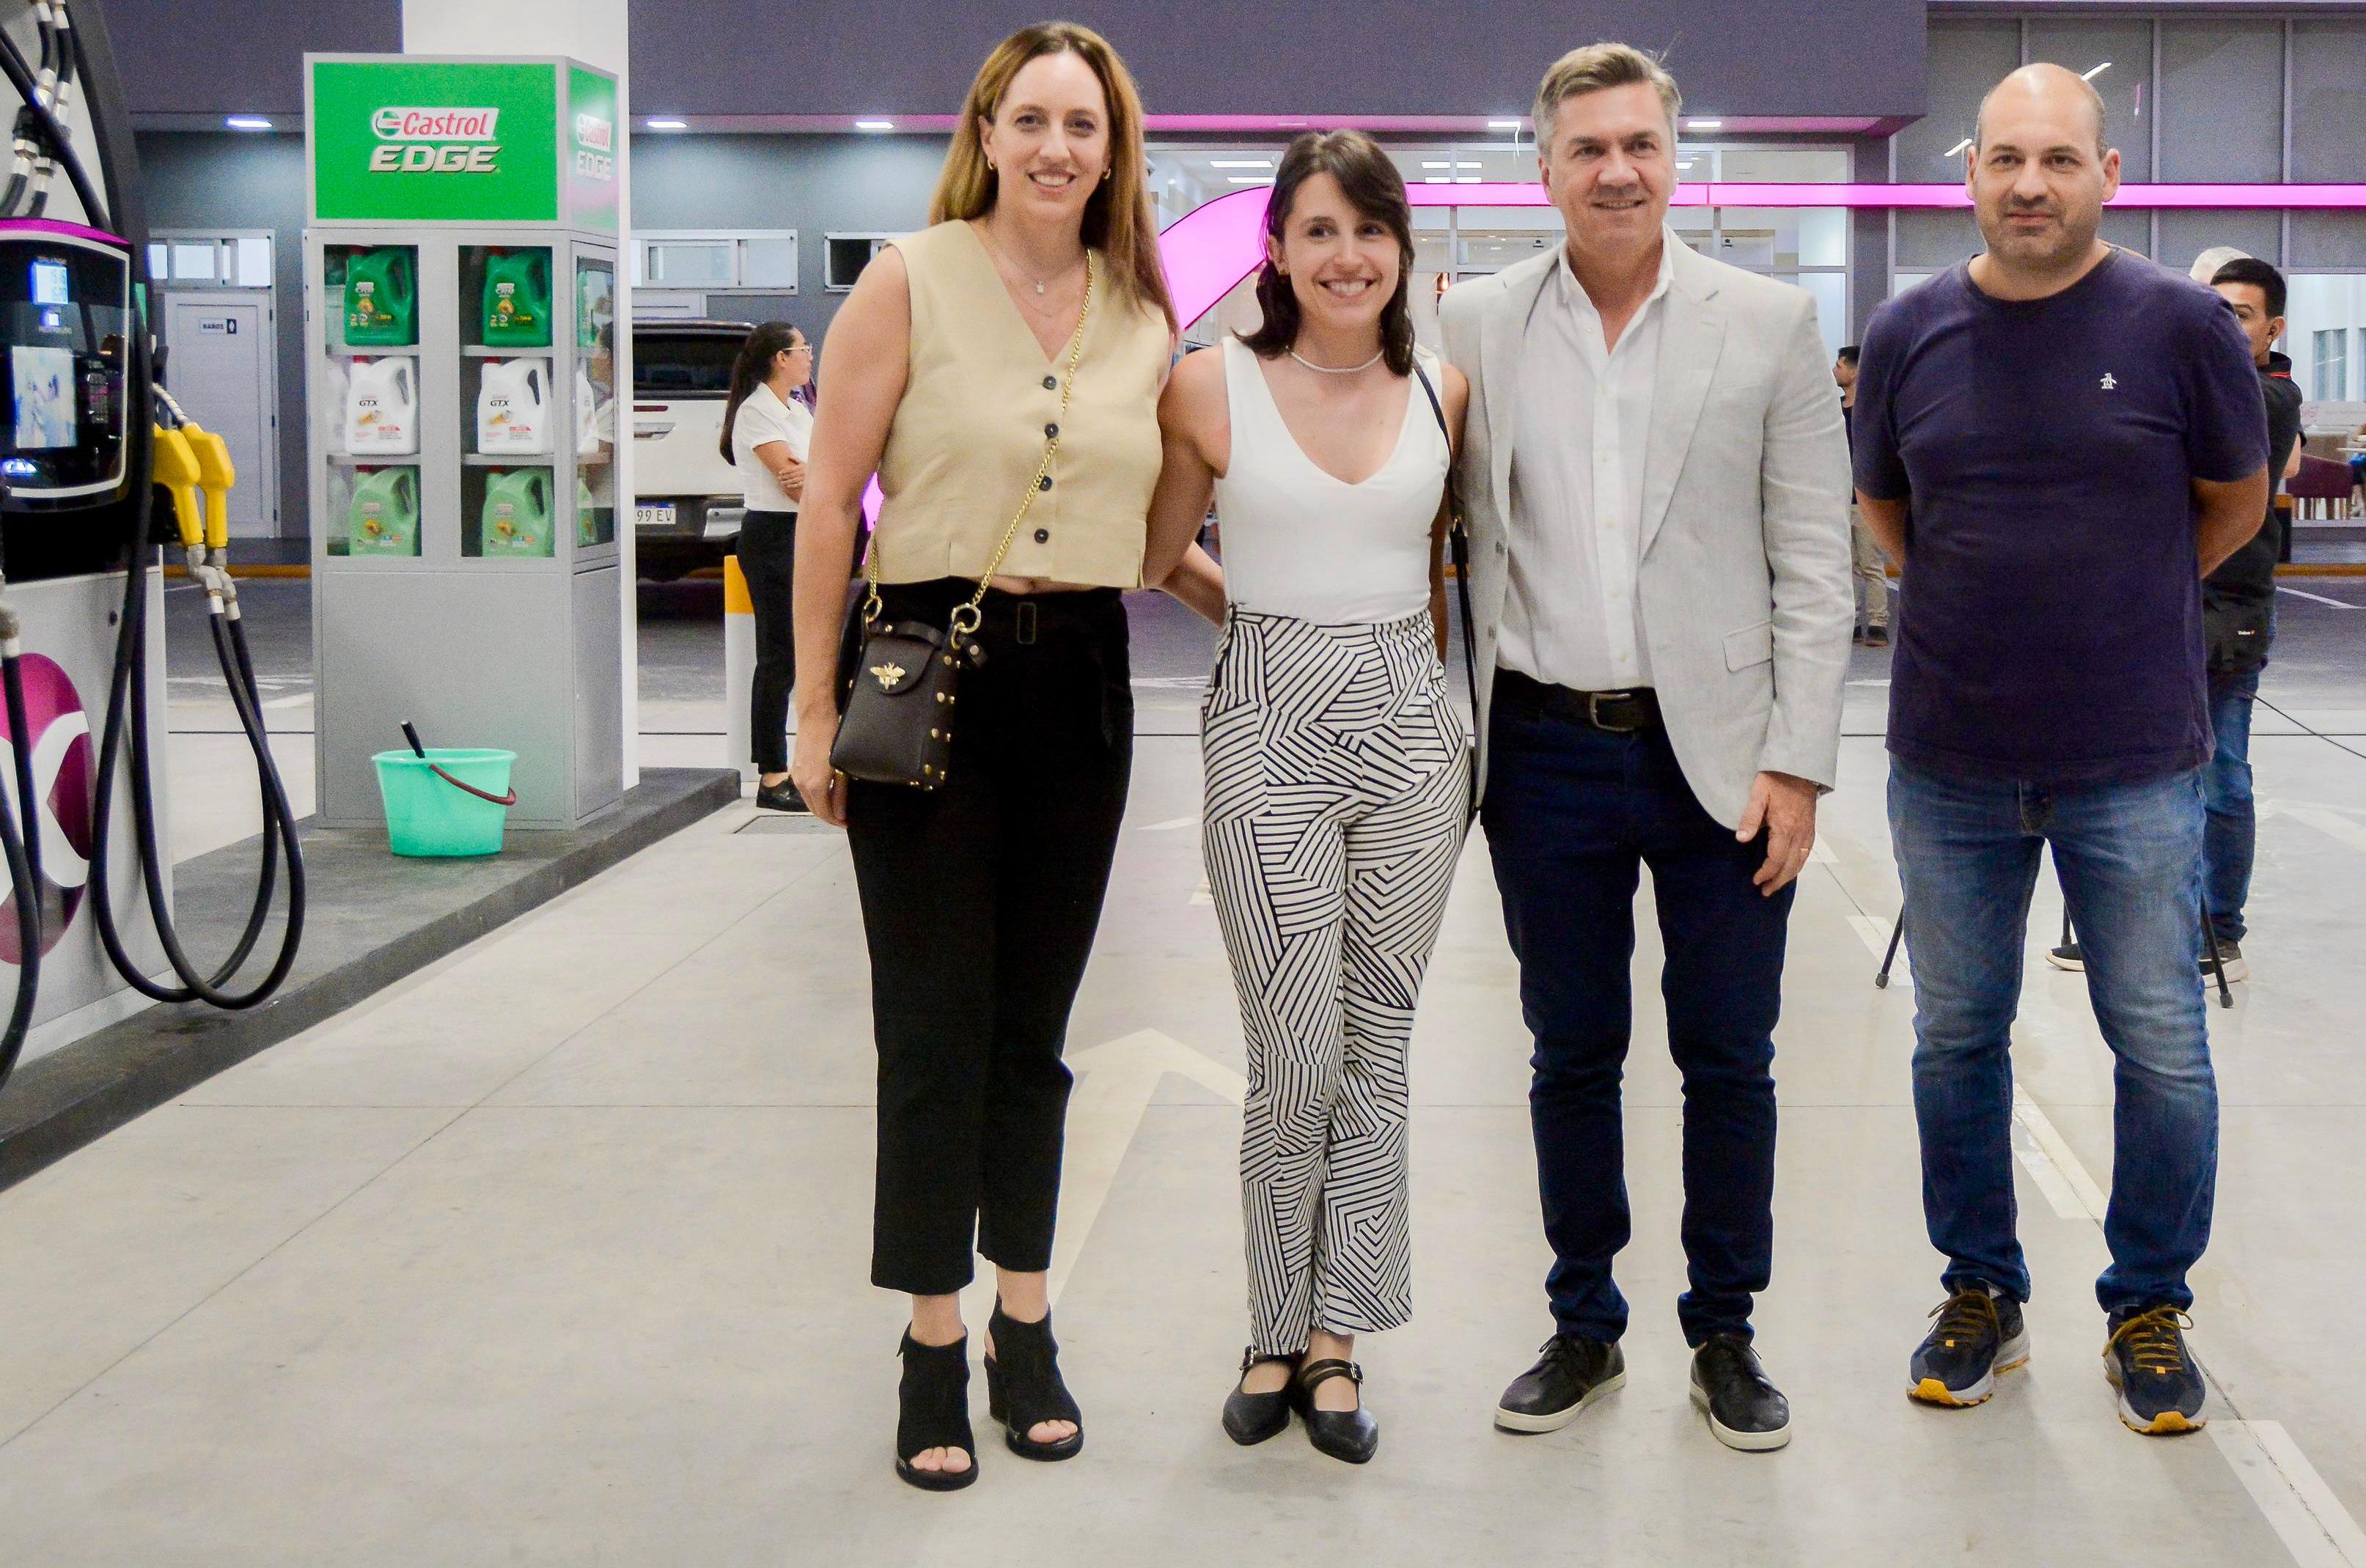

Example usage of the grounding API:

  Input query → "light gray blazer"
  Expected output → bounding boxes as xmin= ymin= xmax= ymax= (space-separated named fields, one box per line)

xmin=1438 ymin=238 xmax=1856 ymax=829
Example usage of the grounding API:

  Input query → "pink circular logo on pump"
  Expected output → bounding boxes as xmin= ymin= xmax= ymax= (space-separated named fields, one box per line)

xmin=0 ymin=653 xmax=95 ymax=964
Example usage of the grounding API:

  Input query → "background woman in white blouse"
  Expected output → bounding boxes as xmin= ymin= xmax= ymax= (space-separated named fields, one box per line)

xmin=720 ymin=322 xmax=815 ymax=811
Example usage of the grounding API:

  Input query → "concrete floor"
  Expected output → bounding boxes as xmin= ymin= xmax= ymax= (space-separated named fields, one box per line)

xmin=3 ymin=578 xmax=2356 ymax=1563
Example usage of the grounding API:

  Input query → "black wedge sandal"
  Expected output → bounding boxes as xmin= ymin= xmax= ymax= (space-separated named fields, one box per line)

xmin=982 ymin=1300 xmax=1085 ymax=1461
xmin=894 ymin=1330 xmax=979 ymax=1492
xmin=1223 ymin=1347 xmax=1300 ymax=1446
xmin=1291 ymin=1358 xmax=1379 ymax=1465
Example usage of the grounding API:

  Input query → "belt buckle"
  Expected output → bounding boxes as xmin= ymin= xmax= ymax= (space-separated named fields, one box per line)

xmin=1588 ymin=691 xmax=1641 ymax=733
xmin=1015 ymin=601 xmax=1039 ymax=646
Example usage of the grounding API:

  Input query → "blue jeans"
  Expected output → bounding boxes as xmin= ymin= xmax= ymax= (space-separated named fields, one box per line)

xmin=2202 ymin=670 xmax=2260 ymax=945
xmin=1889 ymin=759 xmax=2216 ymax=1313
xmin=1483 ymin=689 xmax=1795 ymax=1346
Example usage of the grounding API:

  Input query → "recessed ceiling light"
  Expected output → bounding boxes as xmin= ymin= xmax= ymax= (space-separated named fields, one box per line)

xmin=854 ymin=118 xmax=895 ymax=131
xmin=224 ymin=115 xmax=273 ymax=131
xmin=1422 ymin=161 xmax=1454 ymax=169
xmin=1455 ymin=176 xmax=1482 ymax=184
xmin=1425 ymin=176 xmax=1453 ymax=184
xmin=1687 ymin=118 xmax=1722 ymax=129
xmin=1456 ymin=161 xmax=1480 ymax=169
xmin=1676 ymin=159 xmax=1696 ymax=169
xmin=1488 ymin=119 xmax=1522 ymax=130
xmin=1945 ymin=137 xmax=1974 ymax=156
xmin=2081 ymin=62 xmax=2111 ymax=81
xmin=1210 ymin=159 xmax=1272 ymax=169
xmin=1227 ymin=176 xmax=1273 ymax=185
xmin=646 ymin=117 xmax=688 ymax=130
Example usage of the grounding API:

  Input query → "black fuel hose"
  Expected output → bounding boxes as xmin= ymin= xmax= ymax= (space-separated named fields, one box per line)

xmin=85 ymin=328 xmax=305 ymax=1010
xmin=0 ymin=646 xmax=45 ymax=1090
xmin=0 ymin=15 xmax=101 ymax=231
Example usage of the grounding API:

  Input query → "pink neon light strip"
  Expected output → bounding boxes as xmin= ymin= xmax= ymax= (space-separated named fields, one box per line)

xmin=1160 ymin=183 xmax=2366 ymax=326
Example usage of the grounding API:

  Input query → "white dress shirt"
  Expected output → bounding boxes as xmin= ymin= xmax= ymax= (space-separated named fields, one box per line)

xmin=732 ymin=382 xmax=812 ymax=513
xmin=1499 ymin=231 xmax=1678 ymax=692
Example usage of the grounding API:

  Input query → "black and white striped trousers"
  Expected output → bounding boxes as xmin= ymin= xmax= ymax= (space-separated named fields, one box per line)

xmin=1201 ymin=608 xmax=1469 ymax=1355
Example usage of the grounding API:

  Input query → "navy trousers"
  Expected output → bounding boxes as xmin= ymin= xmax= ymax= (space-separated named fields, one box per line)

xmin=1481 ymin=683 xmax=1795 ymax=1346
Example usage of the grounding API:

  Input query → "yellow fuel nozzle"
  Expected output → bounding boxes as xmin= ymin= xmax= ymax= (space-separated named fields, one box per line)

xmin=184 ymin=426 xmax=237 ymax=552
xmin=151 ymin=425 xmax=205 ymax=551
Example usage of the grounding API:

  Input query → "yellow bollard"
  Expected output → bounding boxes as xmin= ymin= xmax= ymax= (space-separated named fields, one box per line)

xmin=722 ymin=553 xmax=756 ymax=783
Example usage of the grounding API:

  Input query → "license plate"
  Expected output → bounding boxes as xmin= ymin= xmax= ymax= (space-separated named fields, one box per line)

xmin=634 ymin=502 xmax=677 ymax=530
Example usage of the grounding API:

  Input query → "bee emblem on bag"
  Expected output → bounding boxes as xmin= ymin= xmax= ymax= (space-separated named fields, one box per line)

xmin=870 ymin=662 xmax=908 ymax=691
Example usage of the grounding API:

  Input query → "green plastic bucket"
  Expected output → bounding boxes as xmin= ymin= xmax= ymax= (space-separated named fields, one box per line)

xmin=372 ymin=748 xmax=516 ymax=857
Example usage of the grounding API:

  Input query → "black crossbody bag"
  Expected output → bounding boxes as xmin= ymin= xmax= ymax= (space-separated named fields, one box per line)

xmin=1411 ymin=359 xmax=1480 ymax=820
xmin=831 ymin=259 xmax=1095 ymax=791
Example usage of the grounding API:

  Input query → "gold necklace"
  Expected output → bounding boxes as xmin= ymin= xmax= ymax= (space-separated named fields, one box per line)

xmin=979 ymin=223 xmax=1083 ymax=297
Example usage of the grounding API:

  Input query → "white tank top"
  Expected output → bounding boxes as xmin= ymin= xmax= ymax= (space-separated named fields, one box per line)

xmin=1211 ymin=336 xmax=1450 ymax=625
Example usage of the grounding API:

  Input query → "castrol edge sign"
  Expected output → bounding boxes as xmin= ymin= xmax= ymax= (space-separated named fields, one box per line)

xmin=311 ymin=57 xmax=602 ymax=224
xmin=368 ymin=106 xmax=503 ymax=173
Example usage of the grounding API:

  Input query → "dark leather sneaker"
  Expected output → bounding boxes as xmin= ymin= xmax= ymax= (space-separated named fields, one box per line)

xmin=1864 ymin=625 xmax=1889 ymax=648
xmin=2200 ymin=940 xmax=2248 ymax=984
xmin=1910 ymin=1284 xmax=2031 ymax=1407
xmin=755 ymin=779 xmax=809 ymax=813
xmin=2046 ymin=941 xmax=2086 ymax=973
xmin=1689 ymin=1333 xmax=1791 ymax=1451
xmin=2104 ymin=1306 xmax=2208 ymax=1435
xmin=1494 ymin=1333 xmax=1625 ymax=1434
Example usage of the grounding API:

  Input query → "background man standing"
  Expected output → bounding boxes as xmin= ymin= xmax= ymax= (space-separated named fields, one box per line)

xmin=1834 ymin=345 xmax=1891 ymax=647
xmin=1441 ymin=42 xmax=1852 ymax=1454
xmin=1854 ymin=64 xmax=2268 ymax=1436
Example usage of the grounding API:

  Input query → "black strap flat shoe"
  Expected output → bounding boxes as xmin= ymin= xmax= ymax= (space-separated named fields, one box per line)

xmin=983 ymin=1300 xmax=1084 ymax=1461
xmin=894 ymin=1330 xmax=979 ymax=1491
xmin=1291 ymin=1358 xmax=1380 ymax=1465
xmin=1222 ymin=1347 xmax=1299 ymax=1446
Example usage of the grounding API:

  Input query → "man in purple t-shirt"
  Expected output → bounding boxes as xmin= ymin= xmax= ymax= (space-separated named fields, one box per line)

xmin=1854 ymin=64 xmax=2268 ymax=1438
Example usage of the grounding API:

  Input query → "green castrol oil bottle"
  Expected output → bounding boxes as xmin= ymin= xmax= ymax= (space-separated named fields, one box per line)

xmin=576 ymin=474 xmax=600 ymax=547
xmin=480 ymin=468 xmax=554 ymax=557
xmin=342 ymin=249 xmax=416 ymax=347
xmin=482 ymin=250 xmax=552 ymax=347
xmin=348 ymin=467 xmax=420 ymax=556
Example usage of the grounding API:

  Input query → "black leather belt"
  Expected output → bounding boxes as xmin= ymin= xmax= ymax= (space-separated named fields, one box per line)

xmin=1495 ymin=669 xmax=1662 ymax=733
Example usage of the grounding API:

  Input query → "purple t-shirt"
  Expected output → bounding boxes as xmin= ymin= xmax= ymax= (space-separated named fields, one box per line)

xmin=1854 ymin=250 xmax=2268 ymax=784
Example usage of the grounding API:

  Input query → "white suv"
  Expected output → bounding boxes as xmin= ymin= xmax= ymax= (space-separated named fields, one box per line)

xmin=631 ymin=319 xmax=754 ymax=580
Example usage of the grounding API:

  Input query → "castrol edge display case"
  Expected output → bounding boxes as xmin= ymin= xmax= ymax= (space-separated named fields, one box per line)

xmin=304 ymin=56 xmax=625 ymax=830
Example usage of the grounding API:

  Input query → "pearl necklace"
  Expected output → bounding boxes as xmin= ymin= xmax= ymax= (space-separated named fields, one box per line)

xmin=1290 ymin=347 xmax=1386 ymax=375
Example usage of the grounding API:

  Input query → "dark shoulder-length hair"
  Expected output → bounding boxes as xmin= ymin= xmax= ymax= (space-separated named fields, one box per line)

xmin=719 ymin=321 xmax=801 ymax=465
xmin=1238 ymin=129 xmax=1417 ymax=378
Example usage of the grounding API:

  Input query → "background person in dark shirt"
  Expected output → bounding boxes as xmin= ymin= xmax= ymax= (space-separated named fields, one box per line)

xmin=1854 ymin=63 xmax=2269 ymax=1438
xmin=1834 ymin=345 xmax=1891 ymax=646
xmin=2051 ymin=257 xmax=2302 ymax=984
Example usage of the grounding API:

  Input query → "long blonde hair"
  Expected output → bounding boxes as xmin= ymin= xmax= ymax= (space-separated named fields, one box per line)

xmin=931 ymin=21 xmax=1176 ymax=334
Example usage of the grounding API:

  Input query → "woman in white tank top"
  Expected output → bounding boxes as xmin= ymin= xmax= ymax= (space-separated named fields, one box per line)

xmin=1145 ymin=130 xmax=1472 ymax=1465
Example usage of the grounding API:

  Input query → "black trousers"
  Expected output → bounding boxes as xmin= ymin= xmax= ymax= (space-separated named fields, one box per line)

xmin=735 ymin=509 xmax=797 ymax=773
xmin=847 ymin=579 xmax=1134 ymax=1296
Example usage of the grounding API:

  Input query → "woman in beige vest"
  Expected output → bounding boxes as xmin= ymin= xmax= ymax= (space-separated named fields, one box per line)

xmin=790 ymin=22 xmax=1213 ymax=1492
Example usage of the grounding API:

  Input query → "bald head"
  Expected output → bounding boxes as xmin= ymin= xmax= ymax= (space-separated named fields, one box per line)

xmin=1977 ymin=63 xmax=2109 ymax=157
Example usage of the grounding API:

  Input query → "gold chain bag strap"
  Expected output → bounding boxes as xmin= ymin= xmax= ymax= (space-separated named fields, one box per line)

xmin=829 ymin=255 xmax=1096 ymax=790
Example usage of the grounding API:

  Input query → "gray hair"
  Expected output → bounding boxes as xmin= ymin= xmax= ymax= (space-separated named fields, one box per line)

xmin=1533 ymin=42 xmax=1682 ymax=148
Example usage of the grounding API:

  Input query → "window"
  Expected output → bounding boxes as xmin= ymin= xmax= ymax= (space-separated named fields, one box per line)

xmin=149 ymin=231 xmax=273 ymax=288
xmin=825 ymin=234 xmax=892 ymax=292
xmin=2315 ymin=329 xmax=2352 ymax=403
xmin=631 ymin=231 xmax=798 ymax=293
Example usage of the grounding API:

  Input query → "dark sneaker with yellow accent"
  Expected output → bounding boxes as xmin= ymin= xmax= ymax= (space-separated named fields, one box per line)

xmin=2104 ymin=1306 xmax=2208 ymax=1435
xmin=1909 ymin=1284 xmax=2030 ymax=1407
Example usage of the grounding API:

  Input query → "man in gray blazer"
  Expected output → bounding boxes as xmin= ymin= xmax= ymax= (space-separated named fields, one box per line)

xmin=1439 ymin=43 xmax=1853 ymax=1453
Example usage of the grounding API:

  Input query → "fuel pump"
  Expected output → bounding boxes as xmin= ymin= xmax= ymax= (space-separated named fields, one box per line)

xmin=0 ymin=0 xmax=304 ymax=1090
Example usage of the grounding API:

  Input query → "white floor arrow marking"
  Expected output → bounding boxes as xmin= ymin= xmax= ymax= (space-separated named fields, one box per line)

xmin=959 ymin=1028 xmax=1246 ymax=1325
xmin=2261 ymin=798 xmax=2366 ymax=857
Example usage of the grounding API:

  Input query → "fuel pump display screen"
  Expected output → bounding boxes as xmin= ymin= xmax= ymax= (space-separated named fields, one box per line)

xmin=0 ymin=231 xmax=130 ymax=501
